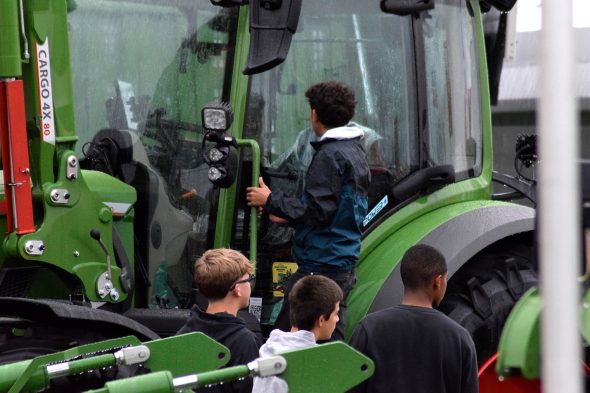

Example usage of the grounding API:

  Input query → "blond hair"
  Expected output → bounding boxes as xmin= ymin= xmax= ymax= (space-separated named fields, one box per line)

xmin=194 ymin=248 xmax=253 ymax=300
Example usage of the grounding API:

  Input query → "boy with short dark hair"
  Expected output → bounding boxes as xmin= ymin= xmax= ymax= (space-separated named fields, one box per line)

xmin=252 ymin=275 xmax=343 ymax=393
xmin=348 ymin=244 xmax=478 ymax=393
xmin=177 ymin=248 xmax=261 ymax=393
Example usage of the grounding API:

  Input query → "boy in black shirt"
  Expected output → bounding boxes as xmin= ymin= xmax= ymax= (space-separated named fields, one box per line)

xmin=348 ymin=244 xmax=478 ymax=393
xmin=177 ymin=248 xmax=261 ymax=393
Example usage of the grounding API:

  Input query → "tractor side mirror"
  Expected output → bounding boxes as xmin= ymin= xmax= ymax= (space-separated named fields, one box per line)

xmin=202 ymin=103 xmax=238 ymax=188
xmin=480 ymin=0 xmax=517 ymax=13
xmin=209 ymin=0 xmax=247 ymax=7
xmin=380 ymin=0 xmax=434 ymax=16
xmin=243 ymin=0 xmax=302 ymax=75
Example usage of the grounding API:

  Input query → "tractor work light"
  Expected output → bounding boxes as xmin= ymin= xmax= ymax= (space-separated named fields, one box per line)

xmin=208 ymin=166 xmax=225 ymax=182
xmin=206 ymin=147 xmax=227 ymax=163
xmin=201 ymin=102 xmax=237 ymax=188
xmin=205 ymin=142 xmax=238 ymax=188
xmin=202 ymin=102 xmax=233 ymax=132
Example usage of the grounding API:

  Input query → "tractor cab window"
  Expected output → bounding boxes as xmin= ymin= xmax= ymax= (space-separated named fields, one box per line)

xmin=68 ymin=1 xmax=238 ymax=308
xmin=244 ymin=0 xmax=418 ymax=228
xmin=422 ymin=0 xmax=483 ymax=178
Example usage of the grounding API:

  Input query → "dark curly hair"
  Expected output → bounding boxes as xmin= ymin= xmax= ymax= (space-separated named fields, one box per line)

xmin=305 ymin=81 xmax=356 ymax=128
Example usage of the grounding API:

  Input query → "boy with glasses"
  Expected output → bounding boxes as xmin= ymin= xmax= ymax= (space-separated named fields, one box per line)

xmin=177 ymin=248 xmax=261 ymax=393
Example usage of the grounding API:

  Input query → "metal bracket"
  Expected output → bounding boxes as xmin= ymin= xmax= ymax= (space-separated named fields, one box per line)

xmin=114 ymin=345 xmax=151 ymax=365
xmin=467 ymin=277 xmax=493 ymax=319
xmin=24 ymin=240 xmax=45 ymax=256
xmin=49 ymin=188 xmax=71 ymax=204
xmin=248 ymin=355 xmax=287 ymax=377
xmin=96 ymin=271 xmax=114 ymax=299
xmin=66 ymin=155 xmax=78 ymax=181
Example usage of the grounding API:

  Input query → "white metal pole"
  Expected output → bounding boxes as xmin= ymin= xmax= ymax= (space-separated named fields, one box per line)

xmin=539 ymin=0 xmax=581 ymax=392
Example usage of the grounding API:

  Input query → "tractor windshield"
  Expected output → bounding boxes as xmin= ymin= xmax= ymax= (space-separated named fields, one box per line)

xmin=68 ymin=0 xmax=238 ymax=307
xmin=244 ymin=1 xmax=418 ymax=212
xmin=243 ymin=0 xmax=481 ymax=228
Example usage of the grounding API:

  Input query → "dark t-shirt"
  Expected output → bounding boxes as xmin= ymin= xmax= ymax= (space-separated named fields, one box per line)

xmin=348 ymin=305 xmax=478 ymax=393
xmin=177 ymin=305 xmax=262 ymax=393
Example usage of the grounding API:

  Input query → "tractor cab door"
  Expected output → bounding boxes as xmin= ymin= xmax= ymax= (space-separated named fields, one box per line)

xmin=232 ymin=0 xmax=486 ymax=329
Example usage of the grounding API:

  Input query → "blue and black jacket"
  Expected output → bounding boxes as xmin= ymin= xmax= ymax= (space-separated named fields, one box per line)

xmin=267 ymin=126 xmax=370 ymax=273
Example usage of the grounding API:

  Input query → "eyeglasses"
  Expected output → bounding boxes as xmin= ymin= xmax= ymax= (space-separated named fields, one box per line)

xmin=229 ymin=274 xmax=256 ymax=291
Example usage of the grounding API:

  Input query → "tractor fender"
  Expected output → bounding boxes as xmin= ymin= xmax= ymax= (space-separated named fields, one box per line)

xmin=0 ymin=297 xmax=159 ymax=341
xmin=495 ymin=287 xmax=541 ymax=379
xmin=368 ymin=203 xmax=535 ymax=313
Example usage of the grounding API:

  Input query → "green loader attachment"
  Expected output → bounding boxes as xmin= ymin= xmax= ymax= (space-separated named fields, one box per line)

xmin=85 ymin=341 xmax=374 ymax=393
xmin=0 ymin=333 xmax=229 ymax=393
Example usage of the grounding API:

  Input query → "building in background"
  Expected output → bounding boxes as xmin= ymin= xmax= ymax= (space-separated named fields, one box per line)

xmin=492 ymin=0 xmax=589 ymax=179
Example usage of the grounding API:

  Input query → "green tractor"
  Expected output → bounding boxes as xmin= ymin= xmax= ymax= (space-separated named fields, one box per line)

xmin=0 ymin=0 xmax=537 ymax=390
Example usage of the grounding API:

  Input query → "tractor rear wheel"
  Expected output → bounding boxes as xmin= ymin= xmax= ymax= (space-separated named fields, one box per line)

xmin=438 ymin=239 xmax=538 ymax=366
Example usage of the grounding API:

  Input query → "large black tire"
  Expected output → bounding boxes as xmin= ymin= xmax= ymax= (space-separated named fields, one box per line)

xmin=438 ymin=238 xmax=538 ymax=366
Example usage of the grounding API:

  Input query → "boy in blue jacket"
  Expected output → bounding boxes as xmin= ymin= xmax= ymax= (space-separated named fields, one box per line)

xmin=247 ymin=81 xmax=370 ymax=340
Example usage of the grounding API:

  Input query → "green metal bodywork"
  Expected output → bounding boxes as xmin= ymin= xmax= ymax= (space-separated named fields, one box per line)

xmin=348 ymin=197 xmax=511 ymax=338
xmin=0 ymin=1 xmax=21 ymax=77
xmin=214 ymin=7 xmax=251 ymax=250
xmin=0 ymin=0 xmax=137 ymax=302
xmin=142 ymin=333 xmax=229 ymax=378
xmin=1 ymin=160 xmax=136 ymax=302
xmin=496 ymin=287 xmax=542 ymax=379
xmin=88 ymin=371 xmax=175 ymax=393
xmin=85 ymin=342 xmax=374 ymax=393
xmin=1 ymin=336 xmax=141 ymax=393
xmin=496 ymin=286 xmax=590 ymax=381
xmin=0 ymin=333 xmax=229 ymax=393
xmin=20 ymin=0 xmax=77 ymax=178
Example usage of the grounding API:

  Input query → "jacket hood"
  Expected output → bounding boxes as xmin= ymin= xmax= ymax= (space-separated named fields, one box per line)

xmin=181 ymin=305 xmax=246 ymax=342
xmin=259 ymin=329 xmax=316 ymax=357
xmin=319 ymin=125 xmax=364 ymax=142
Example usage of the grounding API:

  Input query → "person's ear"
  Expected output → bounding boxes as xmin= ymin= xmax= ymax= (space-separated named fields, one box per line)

xmin=432 ymin=276 xmax=439 ymax=290
xmin=432 ymin=275 xmax=443 ymax=291
xmin=315 ymin=314 xmax=326 ymax=329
